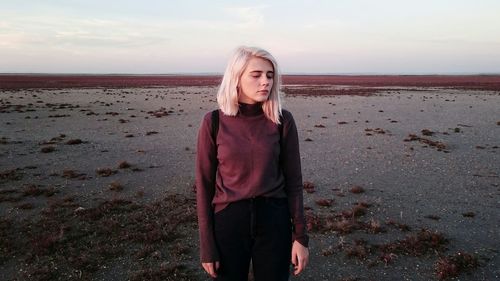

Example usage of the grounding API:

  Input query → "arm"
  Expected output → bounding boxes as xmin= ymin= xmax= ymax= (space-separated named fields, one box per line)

xmin=195 ymin=113 xmax=220 ymax=264
xmin=281 ymin=110 xmax=310 ymax=275
xmin=281 ymin=110 xmax=309 ymax=248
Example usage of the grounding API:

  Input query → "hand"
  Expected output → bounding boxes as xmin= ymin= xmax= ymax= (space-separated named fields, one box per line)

xmin=291 ymin=240 xmax=309 ymax=275
xmin=202 ymin=261 xmax=220 ymax=278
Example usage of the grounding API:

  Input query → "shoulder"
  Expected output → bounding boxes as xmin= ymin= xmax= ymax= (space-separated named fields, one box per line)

xmin=202 ymin=109 xmax=219 ymax=121
xmin=200 ymin=109 xmax=219 ymax=130
xmin=280 ymin=109 xmax=296 ymax=124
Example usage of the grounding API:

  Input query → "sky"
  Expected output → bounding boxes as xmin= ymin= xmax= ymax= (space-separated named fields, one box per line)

xmin=1 ymin=0 xmax=500 ymax=74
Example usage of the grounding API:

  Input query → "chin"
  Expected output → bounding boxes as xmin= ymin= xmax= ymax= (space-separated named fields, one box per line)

xmin=256 ymin=95 xmax=269 ymax=102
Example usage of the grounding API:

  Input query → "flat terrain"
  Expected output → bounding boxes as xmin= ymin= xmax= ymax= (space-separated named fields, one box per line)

xmin=1 ymin=74 xmax=500 ymax=90
xmin=0 ymin=77 xmax=499 ymax=280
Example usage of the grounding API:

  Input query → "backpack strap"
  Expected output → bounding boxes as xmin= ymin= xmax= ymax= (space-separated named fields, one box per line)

xmin=278 ymin=115 xmax=283 ymax=142
xmin=211 ymin=110 xmax=219 ymax=165
xmin=278 ymin=114 xmax=284 ymax=166
xmin=211 ymin=109 xmax=219 ymax=141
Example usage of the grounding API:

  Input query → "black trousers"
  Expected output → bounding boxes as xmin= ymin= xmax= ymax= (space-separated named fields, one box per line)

xmin=214 ymin=197 xmax=292 ymax=281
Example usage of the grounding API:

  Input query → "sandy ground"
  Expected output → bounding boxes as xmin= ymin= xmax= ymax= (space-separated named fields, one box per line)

xmin=0 ymin=86 xmax=499 ymax=281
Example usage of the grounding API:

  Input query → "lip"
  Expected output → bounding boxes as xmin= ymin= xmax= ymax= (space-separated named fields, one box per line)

xmin=258 ymin=90 xmax=269 ymax=93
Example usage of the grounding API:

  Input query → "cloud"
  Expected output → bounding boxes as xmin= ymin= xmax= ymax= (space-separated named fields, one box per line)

xmin=303 ymin=19 xmax=345 ymax=30
xmin=0 ymin=4 xmax=273 ymax=53
xmin=224 ymin=5 xmax=268 ymax=29
xmin=420 ymin=37 xmax=500 ymax=46
xmin=0 ymin=21 xmax=10 ymax=28
xmin=0 ymin=34 xmax=28 ymax=48
xmin=0 ymin=16 xmax=173 ymax=50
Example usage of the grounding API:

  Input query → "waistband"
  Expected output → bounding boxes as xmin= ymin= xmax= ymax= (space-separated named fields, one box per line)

xmin=245 ymin=196 xmax=287 ymax=203
xmin=214 ymin=196 xmax=287 ymax=213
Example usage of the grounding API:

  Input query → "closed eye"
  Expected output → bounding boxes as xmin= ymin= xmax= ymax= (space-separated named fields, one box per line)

xmin=250 ymin=71 xmax=274 ymax=78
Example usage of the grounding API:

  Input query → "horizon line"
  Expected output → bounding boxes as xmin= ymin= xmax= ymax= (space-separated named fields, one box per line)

xmin=1 ymin=72 xmax=500 ymax=76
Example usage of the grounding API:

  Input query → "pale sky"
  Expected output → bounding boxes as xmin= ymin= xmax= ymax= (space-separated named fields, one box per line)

xmin=1 ymin=0 xmax=500 ymax=74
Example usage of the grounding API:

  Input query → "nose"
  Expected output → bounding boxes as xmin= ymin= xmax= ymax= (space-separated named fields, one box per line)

xmin=260 ymin=76 xmax=270 ymax=86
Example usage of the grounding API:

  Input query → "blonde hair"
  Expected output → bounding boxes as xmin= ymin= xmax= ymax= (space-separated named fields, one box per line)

xmin=217 ymin=46 xmax=282 ymax=124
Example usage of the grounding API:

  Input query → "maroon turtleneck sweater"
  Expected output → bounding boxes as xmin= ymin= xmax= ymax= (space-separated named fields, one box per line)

xmin=195 ymin=102 xmax=308 ymax=262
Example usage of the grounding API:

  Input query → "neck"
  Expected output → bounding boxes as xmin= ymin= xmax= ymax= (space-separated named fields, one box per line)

xmin=238 ymin=102 xmax=263 ymax=117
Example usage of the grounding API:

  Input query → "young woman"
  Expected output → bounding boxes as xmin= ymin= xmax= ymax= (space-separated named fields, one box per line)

xmin=195 ymin=46 xmax=309 ymax=281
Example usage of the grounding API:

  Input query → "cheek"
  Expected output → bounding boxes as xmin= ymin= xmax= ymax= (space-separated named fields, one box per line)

xmin=238 ymin=78 xmax=247 ymax=90
xmin=243 ymin=78 xmax=257 ymax=90
xmin=240 ymin=78 xmax=253 ymax=93
xmin=266 ymin=80 xmax=274 ymax=91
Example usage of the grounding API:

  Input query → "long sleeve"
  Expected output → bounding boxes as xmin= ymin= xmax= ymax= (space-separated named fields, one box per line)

xmin=195 ymin=112 xmax=220 ymax=262
xmin=281 ymin=110 xmax=309 ymax=247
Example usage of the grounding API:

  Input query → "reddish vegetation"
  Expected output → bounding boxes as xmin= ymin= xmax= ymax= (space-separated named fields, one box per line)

xmin=0 ymin=75 xmax=222 ymax=89
xmin=342 ymin=239 xmax=371 ymax=260
xmin=0 ymin=169 xmax=23 ymax=181
xmin=0 ymin=194 xmax=197 ymax=280
xmin=404 ymin=134 xmax=448 ymax=151
xmin=424 ymin=215 xmax=441 ymax=221
xmin=108 ymin=181 xmax=123 ymax=191
xmin=118 ymin=161 xmax=131 ymax=169
xmin=96 ymin=168 xmax=117 ymax=177
xmin=435 ymin=252 xmax=480 ymax=280
xmin=386 ymin=219 xmax=411 ymax=232
xmin=421 ymin=129 xmax=435 ymax=136
xmin=349 ymin=186 xmax=365 ymax=194
xmin=303 ymin=181 xmax=315 ymax=193
xmin=40 ymin=146 xmax=55 ymax=153
xmin=282 ymin=86 xmax=378 ymax=97
xmin=282 ymin=75 xmax=500 ymax=91
xmin=365 ymin=128 xmax=386 ymax=135
xmin=22 ymin=184 xmax=57 ymax=197
xmin=0 ymin=189 xmax=22 ymax=203
xmin=315 ymin=198 xmax=334 ymax=207
xmin=1 ymin=74 xmax=500 ymax=90
xmin=61 ymin=169 xmax=87 ymax=180
xmin=147 ymin=108 xmax=170 ymax=118
xmin=342 ymin=203 xmax=368 ymax=218
xmin=462 ymin=212 xmax=475 ymax=218
xmin=66 ymin=139 xmax=83 ymax=145
xmin=305 ymin=201 xmax=373 ymax=234
xmin=377 ymin=228 xmax=448 ymax=256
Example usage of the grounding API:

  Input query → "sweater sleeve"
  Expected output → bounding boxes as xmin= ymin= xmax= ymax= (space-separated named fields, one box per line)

xmin=195 ymin=112 xmax=220 ymax=262
xmin=281 ymin=110 xmax=309 ymax=247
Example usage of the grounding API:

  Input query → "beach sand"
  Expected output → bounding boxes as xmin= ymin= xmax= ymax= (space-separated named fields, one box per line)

xmin=1 ymin=86 xmax=499 ymax=280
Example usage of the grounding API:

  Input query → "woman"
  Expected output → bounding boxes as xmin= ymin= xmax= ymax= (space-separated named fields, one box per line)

xmin=195 ymin=46 xmax=309 ymax=281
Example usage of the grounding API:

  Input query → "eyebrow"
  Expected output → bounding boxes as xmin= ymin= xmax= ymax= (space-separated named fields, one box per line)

xmin=249 ymin=70 xmax=274 ymax=74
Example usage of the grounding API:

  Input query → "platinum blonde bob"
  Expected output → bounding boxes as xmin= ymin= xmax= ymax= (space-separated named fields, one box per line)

xmin=217 ymin=46 xmax=282 ymax=124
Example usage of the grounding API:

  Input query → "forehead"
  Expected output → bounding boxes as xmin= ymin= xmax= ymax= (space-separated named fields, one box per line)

xmin=244 ymin=56 xmax=274 ymax=72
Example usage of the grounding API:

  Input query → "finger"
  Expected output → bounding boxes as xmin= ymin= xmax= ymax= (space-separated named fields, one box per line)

xmin=210 ymin=263 xmax=218 ymax=278
xmin=204 ymin=263 xmax=216 ymax=278
xmin=302 ymin=255 xmax=308 ymax=268
xmin=291 ymin=252 xmax=297 ymax=266
xmin=208 ymin=264 xmax=214 ymax=277
xmin=293 ymin=266 xmax=300 ymax=275
xmin=294 ymin=257 xmax=305 ymax=275
xmin=211 ymin=262 xmax=219 ymax=278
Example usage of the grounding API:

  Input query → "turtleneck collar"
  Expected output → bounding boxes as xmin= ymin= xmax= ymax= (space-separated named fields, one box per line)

xmin=238 ymin=102 xmax=264 ymax=117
